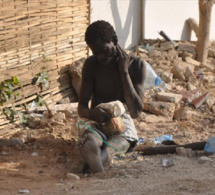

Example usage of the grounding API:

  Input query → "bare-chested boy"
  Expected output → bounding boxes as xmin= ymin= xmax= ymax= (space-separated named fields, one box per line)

xmin=70 ymin=20 xmax=145 ymax=173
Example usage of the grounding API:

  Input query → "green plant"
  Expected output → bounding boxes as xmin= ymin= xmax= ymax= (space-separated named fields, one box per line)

xmin=2 ymin=106 xmax=29 ymax=124
xmin=32 ymin=71 xmax=49 ymax=90
xmin=0 ymin=76 xmax=20 ymax=106
xmin=34 ymin=94 xmax=52 ymax=118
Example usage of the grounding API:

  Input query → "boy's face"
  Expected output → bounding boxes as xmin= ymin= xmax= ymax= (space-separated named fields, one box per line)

xmin=88 ymin=38 xmax=117 ymax=64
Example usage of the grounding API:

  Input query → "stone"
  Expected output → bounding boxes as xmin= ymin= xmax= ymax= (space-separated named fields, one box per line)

xmin=184 ymin=56 xmax=200 ymax=66
xmin=69 ymin=57 xmax=86 ymax=97
xmin=181 ymin=89 xmax=201 ymax=103
xmin=186 ymin=148 xmax=196 ymax=158
xmin=67 ymin=173 xmax=80 ymax=180
xmin=143 ymin=101 xmax=175 ymax=119
xmin=183 ymin=130 xmax=192 ymax=138
xmin=165 ymin=83 xmax=172 ymax=91
xmin=208 ymin=48 xmax=215 ymax=57
xmin=137 ymin=156 xmax=144 ymax=161
xmin=201 ymin=62 xmax=215 ymax=72
xmin=176 ymin=147 xmax=195 ymax=158
xmin=176 ymin=147 xmax=187 ymax=157
xmin=28 ymin=116 xmax=41 ymax=128
xmin=177 ymin=43 xmax=196 ymax=54
xmin=156 ymin=91 xmax=182 ymax=103
xmin=168 ymin=49 xmax=178 ymax=57
xmin=181 ymin=51 xmax=195 ymax=60
xmin=174 ymin=107 xmax=198 ymax=120
xmin=149 ymin=50 xmax=162 ymax=58
xmin=57 ymin=97 xmax=70 ymax=104
xmin=211 ymin=40 xmax=215 ymax=47
xmin=157 ymin=64 xmax=170 ymax=71
xmin=171 ymin=64 xmax=185 ymax=81
xmin=187 ymin=83 xmax=197 ymax=91
xmin=175 ymin=85 xmax=184 ymax=92
xmin=161 ymin=72 xmax=173 ymax=83
xmin=171 ymin=61 xmax=195 ymax=81
xmin=198 ymin=156 xmax=212 ymax=164
xmin=184 ymin=66 xmax=193 ymax=80
xmin=206 ymin=96 xmax=215 ymax=108
xmin=31 ymin=152 xmax=39 ymax=157
xmin=192 ymin=92 xmax=209 ymax=109
xmin=162 ymin=158 xmax=174 ymax=168
xmin=184 ymin=66 xmax=197 ymax=84
xmin=18 ymin=189 xmax=30 ymax=194
xmin=53 ymin=112 xmax=66 ymax=122
xmin=160 ymin=41 xmax=174 ymax=51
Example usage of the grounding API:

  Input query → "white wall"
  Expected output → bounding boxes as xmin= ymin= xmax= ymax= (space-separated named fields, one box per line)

xmin=143 ymin=0 xmax=215 ymax=41
xmin=90 ymin=0 xmax=142 ymax=49
xmin=90 ymin=0 xmax=215 ymax=48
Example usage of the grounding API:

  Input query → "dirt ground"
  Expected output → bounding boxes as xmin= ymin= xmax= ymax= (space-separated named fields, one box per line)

xmin=1 ymin=40 xmax=215 ymax=194
xmin=0 ymin=110 xmax=215 ymax=195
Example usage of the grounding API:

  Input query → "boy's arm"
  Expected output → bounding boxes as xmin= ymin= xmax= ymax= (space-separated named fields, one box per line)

xmin=117 ymin=45 xmax=145 ymax=118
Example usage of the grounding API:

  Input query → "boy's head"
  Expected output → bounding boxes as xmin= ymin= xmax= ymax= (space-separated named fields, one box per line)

xmin=85 ymin=20 xmax=118 ymax=46
xmin=85 ymin=20 xmax=118 ymax=63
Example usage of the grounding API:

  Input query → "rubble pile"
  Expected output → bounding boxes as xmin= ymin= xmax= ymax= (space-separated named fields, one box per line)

xmin=14 ymin=39 xmax=215 ymax=146
xmin=127 ymin=39 xmax=215 ymax=136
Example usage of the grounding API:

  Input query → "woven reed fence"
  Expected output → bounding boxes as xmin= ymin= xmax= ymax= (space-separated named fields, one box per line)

xmin=0 ymin=0 xmax=90 ymax=131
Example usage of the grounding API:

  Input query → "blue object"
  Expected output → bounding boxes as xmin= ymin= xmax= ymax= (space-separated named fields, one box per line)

xmin=137 ymin=135 xmax=173 ymax=145
xmin=144 ymin=61 xmax=165 ymax=91
xmin=154 ymin=135 xmax=173 ymax=144
xmin=204 ymin=137 xmax=215 ymax=154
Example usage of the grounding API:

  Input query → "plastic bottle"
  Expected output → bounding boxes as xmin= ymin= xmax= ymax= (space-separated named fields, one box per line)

xmin=144 ymin=61 xmax=165 ymax=91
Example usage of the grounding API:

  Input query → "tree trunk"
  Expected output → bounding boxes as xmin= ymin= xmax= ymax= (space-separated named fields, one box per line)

xmin=196 ymin=0 xmax=214 ymax=63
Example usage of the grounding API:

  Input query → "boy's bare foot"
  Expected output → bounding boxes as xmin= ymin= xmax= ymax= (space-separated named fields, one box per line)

xmin=80 ymin=133 xmax=104 ymax=173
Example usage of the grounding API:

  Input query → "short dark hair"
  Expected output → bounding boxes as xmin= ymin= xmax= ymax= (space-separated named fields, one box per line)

xmin=85 ymin=20 xmax=118 ymax=45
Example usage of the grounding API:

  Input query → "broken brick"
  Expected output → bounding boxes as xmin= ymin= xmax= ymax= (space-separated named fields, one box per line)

xmin=181 ymin=89 xmax=201 ymax=103
xmin=192 ymin=92 xmax=209 ymax=109
xmin=184 ymin=56 xmax=200 ymax=66
xmin=143 ymin=101 xmax=175 ymax=119
xmin=156 ymin=92 xmax=182 ymax=104
xmin=161 ymin=72 xmax=173 ymax=83
xmin=160 ymin=41 xmax=174 ymax=51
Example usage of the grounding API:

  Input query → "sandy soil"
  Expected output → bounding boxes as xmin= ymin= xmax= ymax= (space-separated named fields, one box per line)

xmin=1 ymin=40 xmax=215 ymax=195
xmin=0 ymin=111 xmax=215 ymax=195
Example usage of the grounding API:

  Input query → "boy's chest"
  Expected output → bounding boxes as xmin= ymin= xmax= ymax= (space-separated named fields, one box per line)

xmin=94 ymin=65 xmax=124 ymax=97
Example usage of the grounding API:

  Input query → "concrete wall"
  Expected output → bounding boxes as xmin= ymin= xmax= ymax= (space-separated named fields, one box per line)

xmin=143 ymin=0 xmax=215 ymax=41
xmin=90 ymin=0 xmax=142 ymax=49
xmin=90 ymin=0 xmax=215 ymax=48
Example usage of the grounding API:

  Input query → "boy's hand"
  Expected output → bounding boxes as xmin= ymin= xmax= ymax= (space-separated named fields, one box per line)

xmin=116 ymin=45 xmax=130 ymax=73
xmin=89 ymin=107 xmax=111 ymax=124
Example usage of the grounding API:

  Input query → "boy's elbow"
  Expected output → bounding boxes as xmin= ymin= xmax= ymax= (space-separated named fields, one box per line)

xmin=130 ymin=109 xmax=142 ymax=119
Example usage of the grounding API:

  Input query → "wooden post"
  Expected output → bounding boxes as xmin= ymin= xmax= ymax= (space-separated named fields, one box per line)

xmin=196 ymin=0 xmax=215 ymax=63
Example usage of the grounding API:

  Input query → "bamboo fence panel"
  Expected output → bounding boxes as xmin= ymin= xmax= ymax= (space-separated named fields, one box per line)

xmin=0 ymin=0 xmax=90 ymax=130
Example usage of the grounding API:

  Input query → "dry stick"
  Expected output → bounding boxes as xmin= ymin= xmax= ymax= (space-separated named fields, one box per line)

xmin=140 ymin=141 xmax=206 ymax=155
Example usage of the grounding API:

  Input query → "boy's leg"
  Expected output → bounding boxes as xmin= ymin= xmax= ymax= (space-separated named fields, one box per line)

xmin=100 ymin=135 xmax=130 ymax=166
xmin=70 ymin=128 xmax=131 ymax=173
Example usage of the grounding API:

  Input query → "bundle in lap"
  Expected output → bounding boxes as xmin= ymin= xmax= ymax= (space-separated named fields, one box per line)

xmin=97 ymin=101 xmax=126 ymax=137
